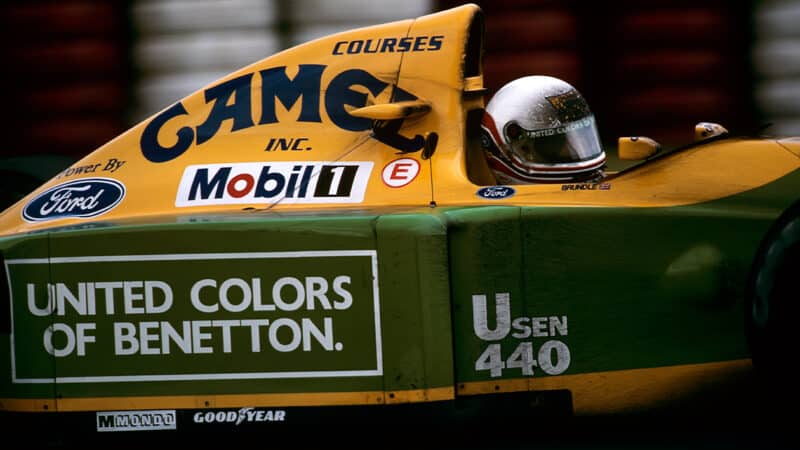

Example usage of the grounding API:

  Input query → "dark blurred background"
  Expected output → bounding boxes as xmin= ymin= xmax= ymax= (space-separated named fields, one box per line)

xmin=0 ymin=0 xmax=796 ymax=204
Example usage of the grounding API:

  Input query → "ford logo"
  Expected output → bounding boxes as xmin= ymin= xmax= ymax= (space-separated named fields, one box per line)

xmin=22 ymin=178 xmax=125 ymax=222
xmin=476 ymin=185 xmax=515 ymax=200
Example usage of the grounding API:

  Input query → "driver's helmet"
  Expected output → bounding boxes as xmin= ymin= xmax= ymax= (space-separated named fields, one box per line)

xmin=480 ymin=75 xmax=606 ymax=184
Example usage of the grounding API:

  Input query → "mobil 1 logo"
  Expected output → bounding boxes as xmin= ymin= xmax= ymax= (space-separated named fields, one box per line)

xmin=176 ymin=161 xmax=373 ymax=206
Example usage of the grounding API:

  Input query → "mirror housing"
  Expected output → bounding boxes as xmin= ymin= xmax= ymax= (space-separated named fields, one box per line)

xmin=694 ymin=122 xmax=728 ymax=142
xmin=349 ymin=100 xmax=431 ymax=120
xmin=618 ymin=136 xmax=661 ymax=160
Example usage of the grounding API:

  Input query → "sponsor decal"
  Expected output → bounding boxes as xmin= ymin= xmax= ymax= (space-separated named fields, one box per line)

xmin=381 ymin=158 xmax=420 ymax=188
xmin=22 ymin=178 xmax=125 ymax=222
xmin=331 ymin=35 xmax=444 ymax=55
xmin=96 ymin=410 xmax=176 ymax=432
xmin=264 ymin=137 xmax=311 ymax=152
xmin=476 ymin=185 xmax=515 ymax=200
xmin=193 ymin=408 xmax=286 ymax=425
xmin=546 ymin=89 xmax=591 ymax=123
xmin=472 ymin=293 xmax=570 ymax=378
xmin=176 ymin=161 xmax=373 ymax=206
xmin=561 ymin=182 xmax=611 ymax=191
xmin=140 ymin=64 xmax=426 ymax=162
xmin=7 ymin=250 xmax=381 ymax=383
xmin=55 ymin=158 xmax=127 ymax=179
xmin=523 ymin=117 xmax=595 ymax=139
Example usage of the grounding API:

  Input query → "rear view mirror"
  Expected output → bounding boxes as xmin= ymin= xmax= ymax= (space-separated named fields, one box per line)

xmin=694 ymin=122 xmax=728 ymax=142
xmin=618 ymin=136 xmax=661 ymax=160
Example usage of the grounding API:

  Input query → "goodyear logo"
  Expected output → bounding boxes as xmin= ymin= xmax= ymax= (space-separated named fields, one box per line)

xmin=193 ymin=408 xmax=286 ymax=425
xmin=176 ymin=161 xmax=373 ymax=206
xmin=141 ymin=64 xmax=425 ymax=163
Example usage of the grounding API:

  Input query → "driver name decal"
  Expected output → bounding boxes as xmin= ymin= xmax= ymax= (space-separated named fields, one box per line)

xmin=561 ymin=182 xmax=611 ymax=191
xmin=176 ymin=161 xmax=373 ymax=206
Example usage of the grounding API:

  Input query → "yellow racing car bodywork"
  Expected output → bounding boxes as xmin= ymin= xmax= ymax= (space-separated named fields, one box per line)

xmin=0 ymin=4 xmax=797 ymax=235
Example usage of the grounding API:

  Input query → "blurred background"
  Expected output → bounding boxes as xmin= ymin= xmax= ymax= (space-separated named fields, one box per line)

xmin=0 ymin=0 xmax=798 ymax=205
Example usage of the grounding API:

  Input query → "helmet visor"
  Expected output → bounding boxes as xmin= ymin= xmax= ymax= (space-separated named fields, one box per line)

xmin=506 ymin=116 xmax=603 ymax=167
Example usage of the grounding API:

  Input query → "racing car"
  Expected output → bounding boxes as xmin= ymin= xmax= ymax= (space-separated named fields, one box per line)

xmin=1 ymin=2 xmax=798 ymax=439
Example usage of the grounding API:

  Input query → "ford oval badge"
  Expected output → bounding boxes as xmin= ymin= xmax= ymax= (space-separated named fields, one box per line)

xmin=22 ymin=178 xmax=126 ymax=222
xmin=476 ymin=185 xmax=515 ymax=200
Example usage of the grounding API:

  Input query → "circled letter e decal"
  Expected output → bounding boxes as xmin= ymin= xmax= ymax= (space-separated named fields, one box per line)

xmin=381 ymin=158 xmax=420 ymax=188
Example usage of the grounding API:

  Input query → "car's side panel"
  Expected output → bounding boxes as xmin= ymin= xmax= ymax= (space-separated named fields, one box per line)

xmin=444 ymin=191 xmax=788 ymax=413
xmin=1 ymin=212 xmax=455 ymax=412
xmin=0 ymin=235 xmax=56 ymax=412
xmin=375 ymin=214 xmax=454 ymax=402
xmin=3 ymin=168 xmax=800 ymax=416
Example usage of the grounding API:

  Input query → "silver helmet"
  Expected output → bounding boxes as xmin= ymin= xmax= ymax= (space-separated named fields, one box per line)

xmin=481 ymin=76 xmax=606 ymax=184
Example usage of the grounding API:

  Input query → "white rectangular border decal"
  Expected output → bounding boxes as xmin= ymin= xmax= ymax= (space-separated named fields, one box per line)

xmin=6 ymin=250 xmax=382 ymax=384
